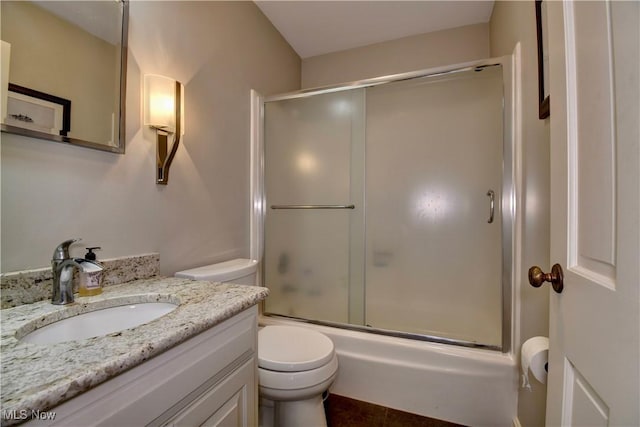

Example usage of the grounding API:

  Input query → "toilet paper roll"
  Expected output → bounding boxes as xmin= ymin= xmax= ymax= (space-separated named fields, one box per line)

xmin=521 ymin=336 xmax=549 ymax=390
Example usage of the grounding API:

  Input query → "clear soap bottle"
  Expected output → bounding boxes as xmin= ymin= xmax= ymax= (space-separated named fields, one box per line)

xmin=78 ymin=247 xmax=104 ymax=296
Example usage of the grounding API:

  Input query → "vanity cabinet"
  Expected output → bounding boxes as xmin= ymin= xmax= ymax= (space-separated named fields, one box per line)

xmin=27 ymin=306 xmax=259 ymax=426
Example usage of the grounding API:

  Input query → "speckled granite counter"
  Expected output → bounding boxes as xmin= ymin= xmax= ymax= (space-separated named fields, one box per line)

xmin=0 ymin=277 xmax=268 ymax=424
xmin=1 ymin=253 xmax=160 ymax=309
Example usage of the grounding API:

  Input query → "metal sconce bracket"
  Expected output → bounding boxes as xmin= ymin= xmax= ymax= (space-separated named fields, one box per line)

xmin=155 ymin=80 xmax=182 ymax=185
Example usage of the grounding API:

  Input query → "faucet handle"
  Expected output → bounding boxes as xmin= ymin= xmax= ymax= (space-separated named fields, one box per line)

xmin=52 ymin=238 xmax=81 ymax=260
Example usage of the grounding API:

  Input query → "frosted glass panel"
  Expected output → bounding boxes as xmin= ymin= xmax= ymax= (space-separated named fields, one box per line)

xmin=264 ymin=210 xmax=350 ymax=322
xmin=264 ymin=90 xmax=364 ymax=323
xmin=364 ymin=67 xmax=503 ymax=345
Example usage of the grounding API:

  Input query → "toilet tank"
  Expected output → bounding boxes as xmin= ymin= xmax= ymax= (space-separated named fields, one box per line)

xmin=175 ymin=258 xmax=258 ymax=285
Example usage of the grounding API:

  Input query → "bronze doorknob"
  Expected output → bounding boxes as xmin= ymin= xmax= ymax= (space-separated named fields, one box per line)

xmin=528 ymin=264 xmax=564 ymax=293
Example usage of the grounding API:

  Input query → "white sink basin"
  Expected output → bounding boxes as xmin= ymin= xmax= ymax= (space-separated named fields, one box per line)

xmin=20 ymin=302 xmax=178 ymax=345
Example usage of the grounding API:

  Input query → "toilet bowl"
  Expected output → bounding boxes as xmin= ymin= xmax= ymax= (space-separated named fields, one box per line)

xmin=258 ymin=325 xmax=338 ymax=427
xmin=175 ymin=259 xmax=338 ymax=427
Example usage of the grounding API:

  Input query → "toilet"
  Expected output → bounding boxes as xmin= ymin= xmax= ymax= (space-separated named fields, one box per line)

xmin=175 ymin=258 xmax=258 ymax=285
xmin=175 ymin=259 xmax=338 ymax=427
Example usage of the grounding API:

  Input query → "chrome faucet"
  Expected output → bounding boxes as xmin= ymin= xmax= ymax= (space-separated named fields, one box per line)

xmin=51 ymin=239 xmax=101 ymax=305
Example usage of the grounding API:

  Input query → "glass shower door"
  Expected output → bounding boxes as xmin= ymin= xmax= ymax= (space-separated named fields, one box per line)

xmin=364 ymin=67 xmax=504 ymax=346
xmin=262 ymin=65 xmax=506 ymax=349
xmin=263 ymin=89 xmax=365 ymax=324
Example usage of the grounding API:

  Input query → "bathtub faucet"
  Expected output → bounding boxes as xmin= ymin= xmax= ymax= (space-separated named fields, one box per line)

xmin=51 ymin=238 xmax=101 ymax=305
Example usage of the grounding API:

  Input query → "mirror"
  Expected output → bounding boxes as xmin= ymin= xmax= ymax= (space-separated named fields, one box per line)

xmin=0 ymin=0 xmax=128 ymax=153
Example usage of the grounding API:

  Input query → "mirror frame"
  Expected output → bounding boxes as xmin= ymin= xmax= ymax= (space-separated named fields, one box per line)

xmin=535 ymin=0 xmax=550 ymax=119
xmin=1 ymin=0 xmax=129 ymax=154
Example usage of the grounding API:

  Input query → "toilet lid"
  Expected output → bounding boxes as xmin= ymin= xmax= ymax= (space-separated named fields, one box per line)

xmin=258 ymin=325 xmax=335 ymax=372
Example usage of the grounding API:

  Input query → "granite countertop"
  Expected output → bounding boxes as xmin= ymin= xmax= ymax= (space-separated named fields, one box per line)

xmin=0 ymin=277 xmax=269 ymax=422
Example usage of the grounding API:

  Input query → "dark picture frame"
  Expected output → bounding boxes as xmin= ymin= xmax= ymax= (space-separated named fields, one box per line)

xmin=6 ymin=83 xmax=71 ymax=136
xmin=535 ymin=0 xmax=550 ymax=119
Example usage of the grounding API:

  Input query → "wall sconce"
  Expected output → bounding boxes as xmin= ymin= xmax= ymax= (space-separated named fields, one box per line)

xmin=144 ymin=74 xmax=184 ymax=185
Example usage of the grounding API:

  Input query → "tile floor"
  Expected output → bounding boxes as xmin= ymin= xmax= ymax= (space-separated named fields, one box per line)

xmin=324 ymin=394 xmax=465 ymax=427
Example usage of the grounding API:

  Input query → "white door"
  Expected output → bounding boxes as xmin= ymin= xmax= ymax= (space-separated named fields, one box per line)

xmin=542 ymin=1 xmax=639 ymax=426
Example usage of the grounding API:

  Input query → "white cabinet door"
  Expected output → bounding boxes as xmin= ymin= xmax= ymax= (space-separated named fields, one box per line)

xmin=545 ymin=1 xmax=639 ymax=425
xmin=167 ymin=358 xmax=256 ymax=427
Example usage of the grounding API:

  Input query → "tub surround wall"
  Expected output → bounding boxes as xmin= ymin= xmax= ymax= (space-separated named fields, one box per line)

xmin=0 ymin=253 xmax=160 ymax=308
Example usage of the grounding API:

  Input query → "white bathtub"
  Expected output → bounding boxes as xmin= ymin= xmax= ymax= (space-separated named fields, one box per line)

xmin=260 ymin=316 xmax=518 ymax=427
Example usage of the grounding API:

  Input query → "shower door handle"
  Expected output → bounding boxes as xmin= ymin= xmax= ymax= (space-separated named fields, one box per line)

xmin=486 ymin=190 xmax=495 ymax=223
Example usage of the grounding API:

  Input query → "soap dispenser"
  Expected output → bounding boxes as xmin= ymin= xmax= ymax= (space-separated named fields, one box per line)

xmin=78 ymin=247 xmax=104 ymax=296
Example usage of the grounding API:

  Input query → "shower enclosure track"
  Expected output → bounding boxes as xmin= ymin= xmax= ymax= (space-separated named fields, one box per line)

xmin=266 ymin=313 xmax=502 ymax=351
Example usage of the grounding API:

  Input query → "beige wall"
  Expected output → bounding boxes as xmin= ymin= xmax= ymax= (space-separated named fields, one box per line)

xmin=1 ymin=1 xmax=300 ymax=275
xmin=301 ymin=23 xmax=489 ymax=88
xmin=490 ymin=2 xmax=550 ymax=427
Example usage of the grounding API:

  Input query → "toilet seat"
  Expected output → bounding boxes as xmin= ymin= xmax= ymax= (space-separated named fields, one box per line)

xmin=258 ymin=325 xmax=335 ymax=372
xmin=259 ymin=353 xmax=338 ymax=391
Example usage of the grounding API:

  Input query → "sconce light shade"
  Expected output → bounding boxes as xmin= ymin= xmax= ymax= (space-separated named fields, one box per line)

xmin=144 ymin=74 xmax=184 ymax=134
xmin=143 ymin=74 xmax=184 ymax=185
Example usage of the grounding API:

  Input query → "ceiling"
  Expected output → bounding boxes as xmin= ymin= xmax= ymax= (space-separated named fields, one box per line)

xmin=255 ymin=1 xmax=495 ymax=59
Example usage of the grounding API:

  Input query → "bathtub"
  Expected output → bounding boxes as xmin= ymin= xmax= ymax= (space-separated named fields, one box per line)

xmin=260 ymin=316 xmax=518 ymax=427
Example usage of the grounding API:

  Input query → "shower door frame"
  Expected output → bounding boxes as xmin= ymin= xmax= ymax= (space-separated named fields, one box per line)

xmin=251 ymin=55 xmax=518 ymax=353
